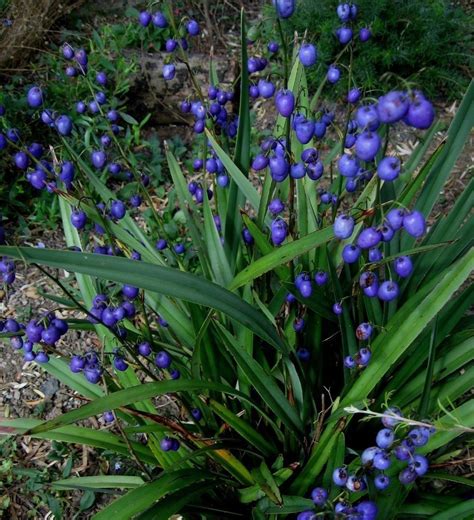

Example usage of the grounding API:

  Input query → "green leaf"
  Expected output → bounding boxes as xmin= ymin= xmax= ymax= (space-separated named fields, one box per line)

xmin=165 ymin=148 xmax=212 ymax=278
xmin=289 ymin=418 xmax=345 ymax=495
xmin=339 ymin=247 xmax=474 ymax=409
xmin=207 ymin=130 xmax=263 ymax=218
xmin=223 ymin=9 xmax=252 ymax=268
xmin=430 ymin=500 xmax=474 ymax=520
xmin=118 ymin=112 xmax=139 ymax=125
xmin=257 ymin=495 xmax=315 ymax=514
xmin=136 ymin=482 xmax=215 ymax=519
xmin=416 ymin=79 xmax=474 ymax=220
xmin=202 ymin=190 xmax=233 ymax=285
xmin=424 ymin=472 xmax=474 ymax=488
xmin=91 ymin=469 xmax=214 ymax=520
xmin=22 ymin=379 xmax=272 ymax=435
xmin=229 ymin=226 xmax=334 ymax=290
xmin=0 ymin=246 xmax=285 ymax=351
xmin=216 ymin=323 xmax=304 ymax=435
xmin=209 ymin=399 xmax=278 ymax=456
xmin=52 ymin=476 xmax=145 ymax=490
xmin=0 ymin=419 xmax=156 ymax=465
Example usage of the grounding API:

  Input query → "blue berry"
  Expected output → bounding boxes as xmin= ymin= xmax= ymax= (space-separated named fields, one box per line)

xmin=376 ymin=428 xmax=395 ymax=449
xmin=155 ymin=351 xmax=172 ymax=369
xmin=299 ymin=43 xmax=317 ymax=67
xmin=374 ymin=474 xmax=390 ymax=490
xmin=403 ymin=210 xmax=426 ymax=237
xmin=333 ymin=466 xmax=348 ymax=486
xmin=378 ymin=281 xmax=399 ymax=301
xmin=334 ymin=214 xmax=355 ymax=239
xmin=311 ymin=487 xmax=327 ymax=506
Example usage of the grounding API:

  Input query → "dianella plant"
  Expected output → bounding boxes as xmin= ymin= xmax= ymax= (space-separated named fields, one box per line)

xmin=0 ymin=0 xmax=473 ymax=518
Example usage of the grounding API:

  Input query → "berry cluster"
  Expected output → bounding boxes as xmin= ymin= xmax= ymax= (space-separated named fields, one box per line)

xmin=180 ymin=86 xmax=238 ymax=139
xmin=0 ymin=312 xmax=69 ymax=363
xmin=334 ymin=208 xmax=425 ymax=305
xmin=334 ymin=408 xmax=431 ymax=491
xmin=298 ymin=408 xmax=431 ymax=519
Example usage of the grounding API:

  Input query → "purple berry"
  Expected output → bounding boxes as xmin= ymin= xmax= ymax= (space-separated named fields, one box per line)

xmin=347 ymin=87 xmax=361 ymax=104
xmin=377 ymin=156 xmax=401 ymax=181
xmin=268 ymin=198 xmax=285 ymax=215
xmin=114 ymin=356 xmax=128 ymax=371
xmin=385 ymin=208 xmax=405 ymax=230
xmin=35 ymin=351 xmax=50 ymax=363
xmin=160 ymin=437 xmax=173 ymax=451
xmin=373 ymin=450 xmax=391 ymax=470
xmin=377 ymin=91 xmax=409 ymax=124
xmin=356 ymin=322 xmax=373 ymax=341
xmin=273 ymin=0 xmax=295 ymax=18
xmin=336 ymin=26 xmax=353 ymax=44
xmin=361 ymin=446 xmax=379 ymax=465
xmin=376 ymin=428 xmax=395 ymax=449
xmin=268 ymin=41 xmax=279 ymax=53
xmin=110 ymin=200 xmax=126 ymax=220
xmin=357 ymin=227 xmax=382 ymax=249
xmin=403 ymin=210 xmax=426 ymax=237
xmin=71 ymin=210 xmax=87 ymax=230
xmin=333 ymin=466 xmax=348 ymax=486
xmin=406 ymin=97 xmax=435 ymax=129
xmin=62 ymin=43 xmax=74 ymax=59
xmin=374 ymin=474 xmax=390 ymax=490
xmin=191 ymin=408 xmax=202 ymax=421
xmin=27 ymin=86 xmax=43 ymax=108
xmin=299 ymin=43 xmax=317 ymax=67
xmin=152 ymin=12 xmax=167 ymax=28
xmin=14 ymin=151 xmax=29 ymax=170
xmin=399 ymin=467 xmax=417 ymax=485
xmin=359 ymin=27 xmax=371 ymax=42
xmin=155 ymin=351 xmax=172 ymax=369
xmin=338 ymin=153 xmax=360 ymax=177
xmin=138 ymin=11 xmax=152 ymax=27
xmin=394 ymin=256 xmax=413 ymax=278
xmin=346 ymin=474 xmax=366 ymax=492
xmin=163 ymin=64 xmax=176 ymax=80
xmin=70 ymin=355 xmax=85 ymax=373
xmin=355 ymin=131 xmax=381 ymax=162
xmin=271 ymin=219 xmax=288 ymax=246
xmin=311 ymin=487 xmax=328 ymax=506
xmin=334 ymin=214 xmax=355 ymax=239
xmin=327 ymin=65 xmax=341 ymax=84
xmin=368 ymin=247 xmax=383 ymax=262
xmin=344 ymin=355 xmax=356 ymax=369
xmin=360 ymin=271 xmax=379 ymax=298
xmin=275 ymin=90 xmax=295 ymax=118
xmin=382 ymin=407 xmax=403 ymax=428
xmin=342 ymin=244 xmax=360 ymax=263
xmin=56 ymin=115 xmax=73 ymax=136
xmin=356 ymin=105 xmax=380 ymax=131
xmin=186 ymin=20 xmax=200 ymax=36
xmin=378 ymin=280 xmax=399 ymax=301
xmin=409 ymin=454 xmax=429 ymax=476
xmin=91 ymin=150 xmax=107 ymax=169
xmin=314 ymin=271 xmax=329 ymax=286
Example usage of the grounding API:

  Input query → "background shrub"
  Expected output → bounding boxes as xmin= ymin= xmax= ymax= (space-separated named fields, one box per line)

xmin=263 ymin=0 xmax=473 ymax=100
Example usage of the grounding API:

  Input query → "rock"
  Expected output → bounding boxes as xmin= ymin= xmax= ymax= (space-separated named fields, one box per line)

xmin=126 ymin=51 xmax=236 ymax=124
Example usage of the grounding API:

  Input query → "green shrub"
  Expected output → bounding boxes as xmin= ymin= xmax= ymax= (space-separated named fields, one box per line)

xmin=0 ymin=2 xmax=473 ymax=519
xmin=263 ymin=0 xmax=473 ymax=100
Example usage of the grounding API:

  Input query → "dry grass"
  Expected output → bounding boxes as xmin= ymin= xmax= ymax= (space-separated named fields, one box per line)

xmin=0 ymin=0 xmax=85 ymax=70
